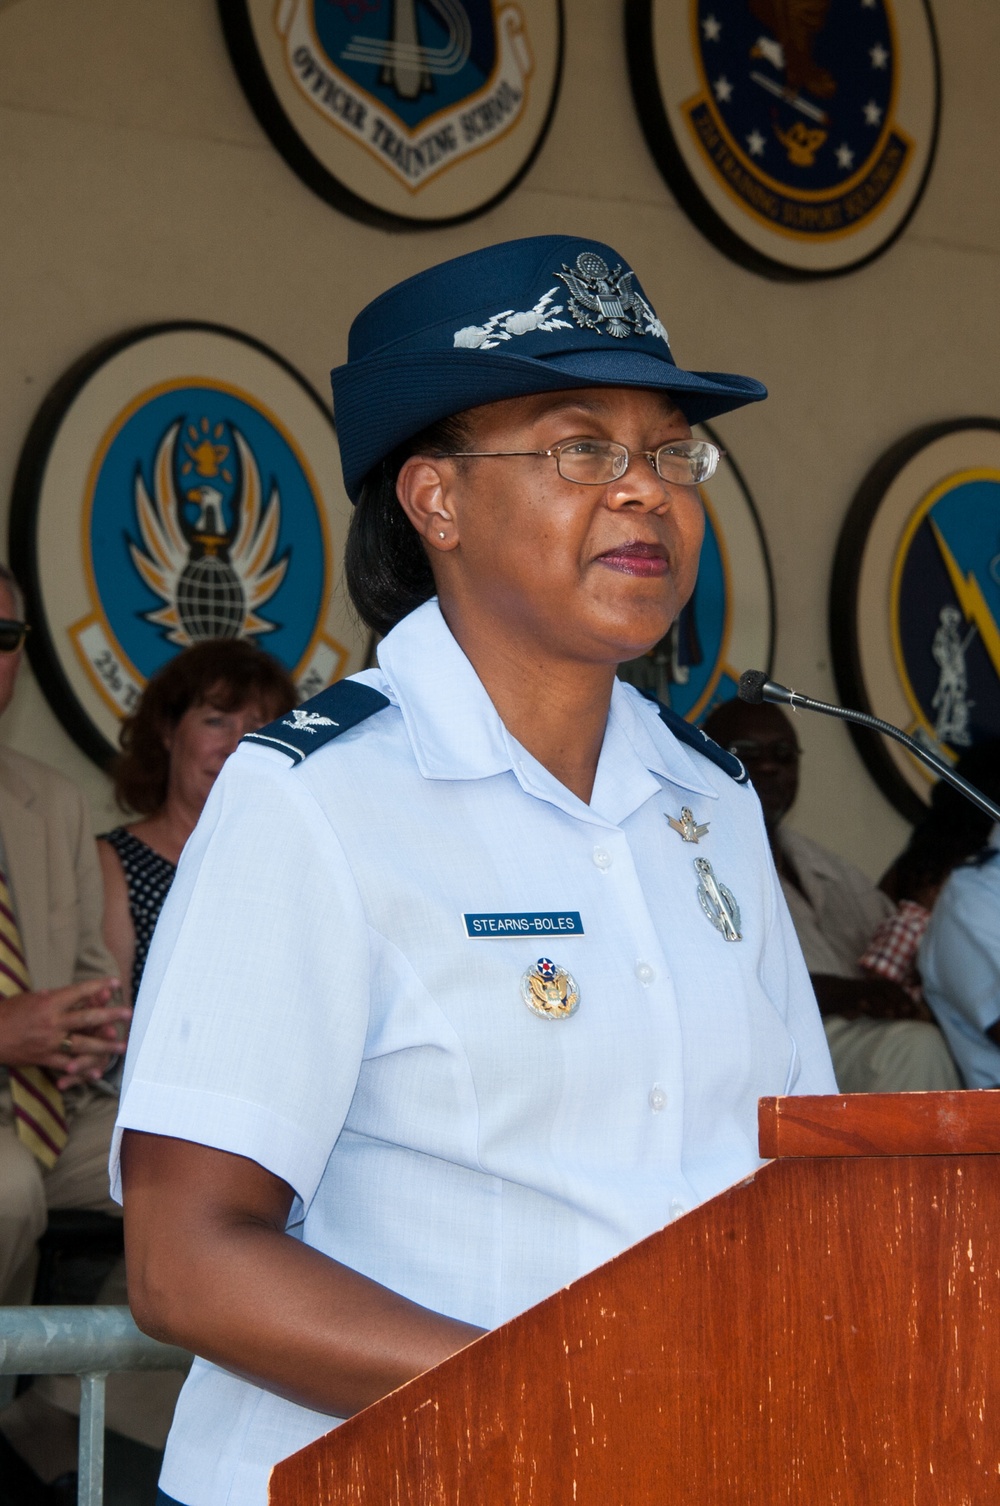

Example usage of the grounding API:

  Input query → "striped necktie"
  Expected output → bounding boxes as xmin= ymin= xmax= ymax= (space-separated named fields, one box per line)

xmin=0 ymin=867 xmax=67 ymax=1168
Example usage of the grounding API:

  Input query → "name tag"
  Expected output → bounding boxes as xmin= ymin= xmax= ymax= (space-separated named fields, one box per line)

xmin=464 ymin=911 xmax=584 ymax=939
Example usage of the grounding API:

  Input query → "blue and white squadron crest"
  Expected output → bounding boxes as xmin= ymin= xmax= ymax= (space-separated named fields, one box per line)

xmin=12 ymin=324 xmax=364 ymax=768
xmin=892 ymin=469 xmax=1000 ymax=760
xmin=73 ymin=381 xmax=343 ymax=720
xmin=130 ymin=419 xmax=288 ymax=647
xmin=71 ymin=382 xmax=347 ymax=722
xmin=626 ymin=0 xmax=940 ymax=277
xmin=689 ymin=0 xmax=905 ymax=238
xmin=832 ymin=422 xmax=1000 ymax=818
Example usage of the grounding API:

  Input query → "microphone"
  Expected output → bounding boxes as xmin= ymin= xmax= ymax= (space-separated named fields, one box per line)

xmin=737 ymin=670 xmax=1000 ymax=825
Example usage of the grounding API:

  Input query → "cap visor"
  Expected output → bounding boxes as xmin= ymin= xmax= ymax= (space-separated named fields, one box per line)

xmin=333 ymin=347 xmax=766 ymax=500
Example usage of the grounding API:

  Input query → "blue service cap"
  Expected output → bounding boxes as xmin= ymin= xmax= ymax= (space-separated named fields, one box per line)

xmin=331 ymin=234 xmax=766 ymax=501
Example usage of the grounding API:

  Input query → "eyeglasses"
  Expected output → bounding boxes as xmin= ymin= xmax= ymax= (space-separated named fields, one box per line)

xmin=0 ymin=620 xmax=29 ymax=654
xmin=433 ymin=438 xmax=724 ymax=487
xmin=727 ymin=739 xmax=800 ymax=766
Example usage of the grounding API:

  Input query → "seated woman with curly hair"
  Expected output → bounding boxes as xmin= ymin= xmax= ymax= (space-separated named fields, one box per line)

xmin=99 ymin=640 xmax=298 ymax=1005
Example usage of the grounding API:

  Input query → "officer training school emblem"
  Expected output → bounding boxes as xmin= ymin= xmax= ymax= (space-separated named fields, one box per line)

xmin=217 ymin=0 xmax=563 ymax=228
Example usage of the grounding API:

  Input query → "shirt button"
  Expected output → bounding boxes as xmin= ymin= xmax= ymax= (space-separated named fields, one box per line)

xmin=669 ymin=1200 xmax=687 ymax=1221
xmin=635 ymin=961 xmax=655 ymax=986
xmin=592 ymin=846 xmax=613 ymax=870
xmin=648 ymin=1084 xmax=667 ymax=1113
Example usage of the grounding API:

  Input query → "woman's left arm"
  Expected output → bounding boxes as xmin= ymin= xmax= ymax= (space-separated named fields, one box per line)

xmin=122 ymin=1130 xmax=485 ymax=1419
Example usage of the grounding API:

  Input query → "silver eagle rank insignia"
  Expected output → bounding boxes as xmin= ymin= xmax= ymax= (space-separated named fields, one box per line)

xmin=283 ymin=708 xmax=338 ymax=734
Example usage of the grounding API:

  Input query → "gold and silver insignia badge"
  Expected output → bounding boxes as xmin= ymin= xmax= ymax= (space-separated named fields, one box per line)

xmin=520 ymin=957 xmax=580 ymax=1020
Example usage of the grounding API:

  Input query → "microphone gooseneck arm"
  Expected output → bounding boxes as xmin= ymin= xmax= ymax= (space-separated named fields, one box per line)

xmin=737 ymin=670 xmax=1000 ymax=827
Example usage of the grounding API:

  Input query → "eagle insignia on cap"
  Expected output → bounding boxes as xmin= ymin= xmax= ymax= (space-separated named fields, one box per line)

xmin=555 ymin=253 xmax=668 ymax=344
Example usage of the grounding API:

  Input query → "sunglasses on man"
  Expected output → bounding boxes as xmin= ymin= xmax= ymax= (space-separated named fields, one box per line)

xmin=0 ymin=620 xmax=29 ymax=654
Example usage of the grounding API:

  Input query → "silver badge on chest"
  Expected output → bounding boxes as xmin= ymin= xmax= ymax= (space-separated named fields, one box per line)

xmin=667 ymin=807 xmax=709 ymax=843
xmin=694 ymin=858 xmax=742 ymax=942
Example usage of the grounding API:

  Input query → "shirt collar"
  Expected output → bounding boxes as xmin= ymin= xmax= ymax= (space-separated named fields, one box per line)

xmin=376 ymin=600 xmax=513 ymax=781
xmin=376 ymin=600 xmax=721 ymax=823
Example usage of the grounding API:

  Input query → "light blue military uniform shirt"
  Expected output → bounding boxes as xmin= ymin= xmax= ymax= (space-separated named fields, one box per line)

xmin=919 ymin=829 xmax=1000 ymax=1088
xmin=112 ymin=599 xmax=835 ymax=1506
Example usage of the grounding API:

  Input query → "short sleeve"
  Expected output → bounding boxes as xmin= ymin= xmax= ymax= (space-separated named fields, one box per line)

xmin=922 ymin=869 xmax=1000 ymax=1034
xmin=111 ymin=746 xmax=371 ymax=1209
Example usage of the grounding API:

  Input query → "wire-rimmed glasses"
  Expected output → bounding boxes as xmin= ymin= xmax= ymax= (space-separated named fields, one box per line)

xmin=433 ymin=437 xmax=724 ymax=487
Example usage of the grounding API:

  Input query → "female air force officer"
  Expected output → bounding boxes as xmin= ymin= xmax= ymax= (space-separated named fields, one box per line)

xmin=113 ymin=236 xmax=836 ymax=1506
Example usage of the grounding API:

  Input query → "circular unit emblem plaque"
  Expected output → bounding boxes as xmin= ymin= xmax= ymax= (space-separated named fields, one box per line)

xmin=217 ymin=0 xmax=563 ymax=228
xmin=626 ymin=0 xmax=940 ymax=280
xmin=618 ymin=425 xmax=775 ymax=721
xmin=10 ymin=324 xmax=366 ymax=768
xmin=830 ymin=420 xmax=1000 ymax=821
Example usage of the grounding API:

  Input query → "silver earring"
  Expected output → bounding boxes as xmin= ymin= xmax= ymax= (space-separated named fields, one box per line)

xmin=438 ymin=531 xmax=446 ymax=539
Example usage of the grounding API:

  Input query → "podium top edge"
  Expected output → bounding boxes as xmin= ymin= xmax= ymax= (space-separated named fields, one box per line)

xmin=758 ymin=1091 xmax=1000 ymax=1158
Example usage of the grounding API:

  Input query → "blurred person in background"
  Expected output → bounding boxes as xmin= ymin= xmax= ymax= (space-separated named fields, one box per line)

xmin=2 ymin=642 xmax=301 ymax=1503
xmin=99 ymin=640 xmax=298 ymax=1007
xmin=702 ymin=697 xmax=961 ymax=1093
xmin=0 ymin=563 xmax=128 ymax=1504
xmin=861 ymin=742 xmax=1000 ymax=1015
xmin=914 ymin=744 xmax=1000 ymax=1088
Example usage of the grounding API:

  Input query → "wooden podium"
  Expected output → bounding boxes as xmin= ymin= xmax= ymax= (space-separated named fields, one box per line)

xmin=271 ymin=1093 xmax=1000 ymax=1504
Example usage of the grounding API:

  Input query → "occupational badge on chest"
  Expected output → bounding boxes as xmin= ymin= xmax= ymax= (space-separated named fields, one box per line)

xmin=520 ymin=957 xmax=580 ymax=1020
xmin=666 ymin=807 xmax=709 ymax=843
xmin=694 ymin=858 xmax=742 ymax=942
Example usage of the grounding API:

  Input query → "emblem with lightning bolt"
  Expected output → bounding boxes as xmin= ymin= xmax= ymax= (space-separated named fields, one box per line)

xmin=930 ymin=518 xmax=1000 ymax=681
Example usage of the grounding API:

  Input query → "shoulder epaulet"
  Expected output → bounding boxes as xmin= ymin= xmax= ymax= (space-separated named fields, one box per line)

xmin=242 ymin=680 xmax=390 ymax=766
xmin=642 ymin=693 xmax=749 ymax=784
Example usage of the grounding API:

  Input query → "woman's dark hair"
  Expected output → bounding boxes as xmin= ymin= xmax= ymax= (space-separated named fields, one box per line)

xmin=345 ymin=414 xmax=471 ymax=637
xmin=113 ymin=639 xmax=298 ymax=815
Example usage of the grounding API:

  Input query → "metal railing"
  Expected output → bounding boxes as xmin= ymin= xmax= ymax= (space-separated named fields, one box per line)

xmin=0 ymin=1305 xmax=189 ymax=1506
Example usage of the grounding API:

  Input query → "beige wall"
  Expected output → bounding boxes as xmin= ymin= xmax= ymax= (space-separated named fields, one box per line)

xmin=0 ymin=0 xmax=995 ymax=874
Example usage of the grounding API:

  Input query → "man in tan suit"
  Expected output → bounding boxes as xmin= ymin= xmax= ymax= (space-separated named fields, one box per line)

xmin=0 ymin=564 xmax=130 ymax=1494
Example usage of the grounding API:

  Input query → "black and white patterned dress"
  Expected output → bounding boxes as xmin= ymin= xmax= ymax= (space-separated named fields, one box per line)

xmin=99 ymin=827 xmax=177 ymax=1001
